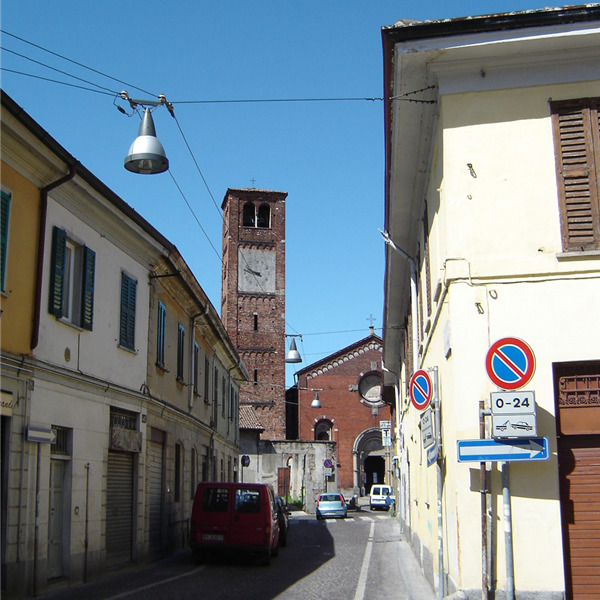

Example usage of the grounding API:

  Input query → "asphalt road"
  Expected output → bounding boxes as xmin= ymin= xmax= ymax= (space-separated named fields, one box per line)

xmin=39 ymin=510 xmax=436 ymax=600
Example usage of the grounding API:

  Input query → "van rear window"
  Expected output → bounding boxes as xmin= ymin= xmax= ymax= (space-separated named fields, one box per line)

xmin=235 ymin=489 xmax=261 ymax=513
xmin=202 ymin=487 xmax=229 ymax=512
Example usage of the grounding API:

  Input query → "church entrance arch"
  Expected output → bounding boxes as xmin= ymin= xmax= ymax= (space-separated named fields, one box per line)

xmin=353 ymin=428 xmax=387 ymax=496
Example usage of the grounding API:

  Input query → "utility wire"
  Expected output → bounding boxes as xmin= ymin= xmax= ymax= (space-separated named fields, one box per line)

xmin=172 ymin=114 xmax=222 ymax=218
xmin=172 ymin=96 xmax=384 ymax=104
xmin=2 ymin=47 xmax=118 ymax=95
xmin=0 ymin=68 xmax=116 ymax=96
xmin=1 ymin=30 xmax=157 ymax=97
xmin=167 ymin=170 xmax=222 ymax=262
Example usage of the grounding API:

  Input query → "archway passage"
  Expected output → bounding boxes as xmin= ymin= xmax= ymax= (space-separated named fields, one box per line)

xmin=364 ymin=455 xmax=385 ymax=494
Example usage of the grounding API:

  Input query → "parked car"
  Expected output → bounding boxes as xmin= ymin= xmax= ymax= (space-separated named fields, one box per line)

xmin=316 ymin=493 xmax=347 ymax=520
xmin=370 ymin=484 xmax=394 ymax=511
xmin=275 ymin=496 xmax=289 ymax=546
xmin=190 ymin=482 xmax=280 ymax=565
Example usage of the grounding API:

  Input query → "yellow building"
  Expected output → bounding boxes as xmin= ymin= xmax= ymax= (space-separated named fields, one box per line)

xmin=382 ymin=7 xmax=600 ymax=599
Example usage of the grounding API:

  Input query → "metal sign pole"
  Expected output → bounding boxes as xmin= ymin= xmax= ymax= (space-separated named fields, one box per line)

xmin=502 ymin=462 xmax=515 ymax=600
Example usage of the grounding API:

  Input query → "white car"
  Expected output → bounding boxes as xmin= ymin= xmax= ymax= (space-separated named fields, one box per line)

xmin=369 ymin=484 xmax=394 ymax=511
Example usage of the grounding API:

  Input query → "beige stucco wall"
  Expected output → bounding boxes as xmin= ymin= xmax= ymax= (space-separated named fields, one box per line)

xmin=405 ymin=81 xmax=600 ymax=594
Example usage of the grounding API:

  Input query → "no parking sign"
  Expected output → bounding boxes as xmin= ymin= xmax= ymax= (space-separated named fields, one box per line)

xmin=410 ymin=370 xmax=432 ymax=410
xmin=485 ymin=337 xmax=535 ymax=390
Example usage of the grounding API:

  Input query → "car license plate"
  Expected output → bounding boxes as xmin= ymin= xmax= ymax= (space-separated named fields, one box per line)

xmin=202 ymin=533 xmax=224 ymax=542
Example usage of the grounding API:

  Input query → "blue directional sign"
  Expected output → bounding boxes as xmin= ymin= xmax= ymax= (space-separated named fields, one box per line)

xmin=457 ymin=437 xmax=549 ymax=463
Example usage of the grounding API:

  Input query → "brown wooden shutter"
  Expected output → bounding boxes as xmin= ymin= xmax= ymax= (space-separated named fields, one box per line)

xmin=551 ymin=98 xmax=600 ymax=251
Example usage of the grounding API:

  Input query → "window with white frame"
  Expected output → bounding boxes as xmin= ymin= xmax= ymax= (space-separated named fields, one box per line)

xmin=48 ymin=226 xmax=95 ymax=330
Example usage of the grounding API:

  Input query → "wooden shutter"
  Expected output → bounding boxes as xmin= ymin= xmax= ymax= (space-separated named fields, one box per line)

xmin=157 ymin=301 xmax=166 ymax=366
xmin=177 ymin=323 xmax=185 ymax=380
xmin=551 ymin=98 xmax=600 ymax=251
xmin=119 ymin=273 xmax=136 ymax=349
xmin=48 ymin=227 xmax=67 ymax=317
xmin=80 ymin=246 xmax=95 ymax=330
xmin=0 ymin=190 xmax=10 ymax=292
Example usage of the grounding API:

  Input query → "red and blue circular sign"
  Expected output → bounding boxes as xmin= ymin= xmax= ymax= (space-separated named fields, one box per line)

xmin=410 ymin=369 xmax=432 ymax=410
xmin=485 ymin=337 xmax=535 ymax=390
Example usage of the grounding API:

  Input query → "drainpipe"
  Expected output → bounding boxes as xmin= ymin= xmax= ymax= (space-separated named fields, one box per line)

xmin=432 ymin=367 xmax=444 ymax=600
xmin=31 ymin=165 xmax=78 ymax=350
xmin=189 ymin=305 xmax=208 ymax=411
xmin=84 ymin=463 xmax=90 ymax=583
xmin=33 ymin=442 xmax=41 ymax=597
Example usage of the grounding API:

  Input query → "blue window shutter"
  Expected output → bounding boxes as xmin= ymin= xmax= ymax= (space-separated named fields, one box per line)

xmin=157 ymin=301 xmax=166 ymax=366
xmin=119 ymin=273 xmax=136 ymax=349
xmin=80 ymin=246 xmax=95 ymax=330
xmin=0 ymin=190 xmax=11 ymax=292
xmin=49 ymin=226 xmax=67 ymax=317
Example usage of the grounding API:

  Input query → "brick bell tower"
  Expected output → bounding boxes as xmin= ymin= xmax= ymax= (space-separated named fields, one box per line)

xmin=221 ymin=188 xmax=288 ymax=440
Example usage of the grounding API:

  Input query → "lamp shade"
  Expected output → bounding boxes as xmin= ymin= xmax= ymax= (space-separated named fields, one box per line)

xmin=124 ymin=108 xmax=169 ymax=174
xmin=310 ymin=391 xmax=321 ymax=409
xmin=285 ymin=338 xmax=302 ymax=363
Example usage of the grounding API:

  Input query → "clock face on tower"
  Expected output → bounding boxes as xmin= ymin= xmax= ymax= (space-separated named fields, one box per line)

xmin=238 ymin=248 xmax=276 ymax=294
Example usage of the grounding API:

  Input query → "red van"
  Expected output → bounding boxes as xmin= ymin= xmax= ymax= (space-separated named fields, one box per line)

xmin=190 ymin=482 xmax=280 ymax=565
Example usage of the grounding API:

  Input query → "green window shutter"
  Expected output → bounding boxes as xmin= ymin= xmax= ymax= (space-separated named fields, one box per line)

xmin=119 ymin=273 xmax=137 ymax=349
xmin=177 ymin=323 xmax=185 ymax=380
xmin=157 ymin=301 xmax=166 ymax=366
xmin=551 ymin=98 xmax=600 ymax=251
xmin=49 ymin=226 xmax=67 ymax=317
xmin=81 ymin=246 xmax=96 ymax=330
xmin=0 ymin=190 xmax=11 ymax=292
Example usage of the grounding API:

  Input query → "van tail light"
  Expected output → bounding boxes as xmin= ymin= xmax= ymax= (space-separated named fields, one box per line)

xmin=339 ymin=495 xmax=343 ymax=503
xmin=265 ymin=521 xmax=272 ymax=543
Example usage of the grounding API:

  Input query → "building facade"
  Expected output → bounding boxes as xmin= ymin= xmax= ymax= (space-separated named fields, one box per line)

xmin=381 ymin=7 xmax=600 ymax=599
xmin=1 ymin=92 xmax=245 ymax=599
xmin=296 ymin=332 xmax=392 ymax=498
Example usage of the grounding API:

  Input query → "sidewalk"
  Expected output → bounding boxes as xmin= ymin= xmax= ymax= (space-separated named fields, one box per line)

xmin=354 ymin=496 xmax=437 ymax=600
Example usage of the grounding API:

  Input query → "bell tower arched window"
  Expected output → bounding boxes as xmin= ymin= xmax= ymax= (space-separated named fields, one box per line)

xmin=242 ymin=202 xmax=255 ymax=227
xmin=257 ymin=204 xmax=270 ymax=228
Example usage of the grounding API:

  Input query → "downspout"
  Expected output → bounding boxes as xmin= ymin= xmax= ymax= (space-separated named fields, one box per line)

xmin=189 ymin=305 xmax=209 ymax=412
xmin=31 ymin=165 xmax=77 ymax=350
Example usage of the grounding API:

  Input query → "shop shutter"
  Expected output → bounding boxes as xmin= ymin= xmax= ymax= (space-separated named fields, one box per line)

xmin=106 ymin=451 xmax=134 ymax=567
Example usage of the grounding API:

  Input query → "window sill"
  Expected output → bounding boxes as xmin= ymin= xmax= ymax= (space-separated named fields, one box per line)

xmin=557 ymin=249 xmax=600 ymax=260
xmin=155 ymin=362 xmax=169 ymax=373
xmin=56 ymin=317 xmax=84 ymax=332
xmin=118 ymin=343 xmax=138 ymax=355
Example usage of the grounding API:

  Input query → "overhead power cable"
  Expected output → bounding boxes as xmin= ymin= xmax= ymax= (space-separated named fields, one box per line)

xmin=1 ymin=29 xmax=157 ymax=97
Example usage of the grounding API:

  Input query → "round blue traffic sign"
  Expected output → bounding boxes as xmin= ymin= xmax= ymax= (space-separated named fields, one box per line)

xmin=485 ymin=337 xmax=535 ymax=390
xmin=410 ymin=369 xmax=432 ymax=410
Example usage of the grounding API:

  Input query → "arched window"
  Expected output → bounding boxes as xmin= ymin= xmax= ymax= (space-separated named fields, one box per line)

xmin=242 ymin=202 xmax=255 ymax=227
xmin=257 ymin=204 xmax=270 ymax=228
xmin=315 ymin=420 xmax=332 ymax=441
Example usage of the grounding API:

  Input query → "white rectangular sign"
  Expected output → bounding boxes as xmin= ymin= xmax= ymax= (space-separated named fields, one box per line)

xmin=420 ymin=409 xmax=435 ymax=449
xmin=492 ymin=414 xmax=537 ymax=438
xmin=491 ymin=391 xmax=536 ymax=415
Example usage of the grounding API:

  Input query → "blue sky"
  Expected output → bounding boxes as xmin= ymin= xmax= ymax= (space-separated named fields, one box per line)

xmin=1 ymin=0 xmax=553 ymax=385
